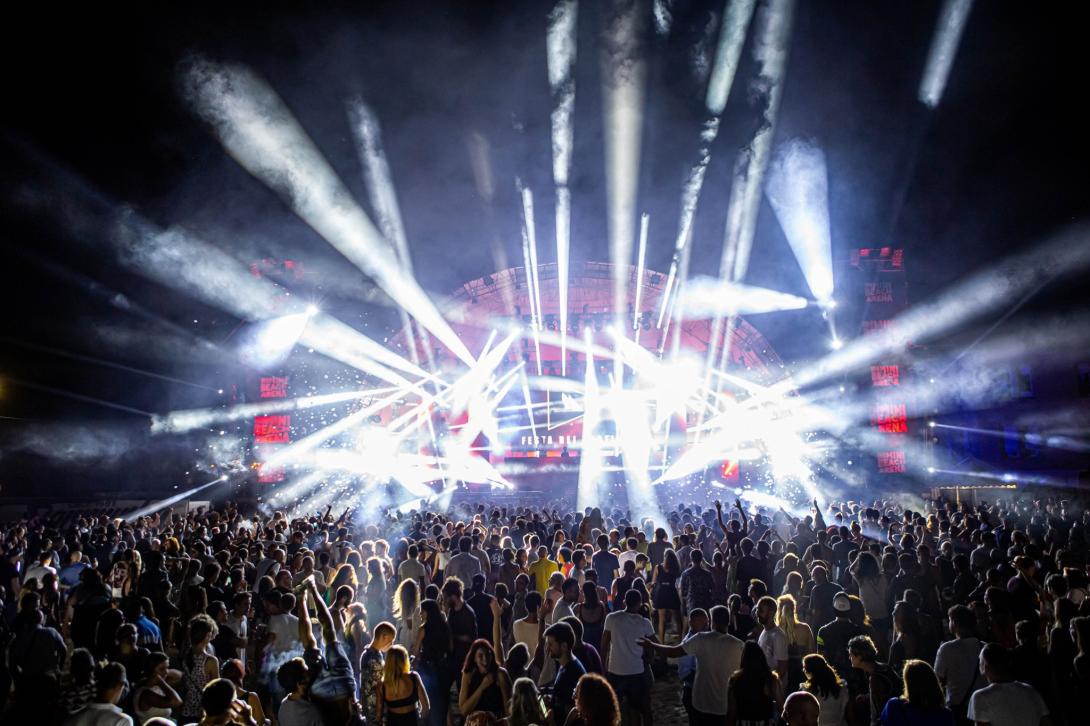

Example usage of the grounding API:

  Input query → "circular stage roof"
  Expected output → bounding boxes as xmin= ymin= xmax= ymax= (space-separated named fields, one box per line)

xmin=390 ymin=260 xmax=787 ymax=382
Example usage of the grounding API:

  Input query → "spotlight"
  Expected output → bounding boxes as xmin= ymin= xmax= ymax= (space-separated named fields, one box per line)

xmin=928 ymin=421 xmax=936 ymax=428
xmin=822 ymin=299 xmax=838 ymax=310
xmin=927 ymin=467 xmax=935 ymax=474
xmin=829 ymin=338 xmax=843 ymax=350
xmin=305 ymin=304 xmax=320 ymax=317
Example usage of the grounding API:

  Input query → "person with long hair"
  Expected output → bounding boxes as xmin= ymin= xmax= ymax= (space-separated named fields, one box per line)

xmin=565 ymin=672 xmax=621 ymax=726
xmin=880 ymin=660 xmax=953 ymax=726
xmin=801 ymin=653 xmax=849 ymax=726
xmin=366 ymin=556 xmax=391 ymax=624
xmin=379 ymin=644 xmax=431 ymax=726
xmin=888 ymin=601 xmax=921 ymax=676
xmin=727 ymin=640 xmax=783 ymax=726
xmin=326 ymin=562 xmax=359 ymax=605
xmin=458 ymin=638 xmax=512 ymax=718
xmin=851 ymin=553 xmax=891 ymax=654
xmin=577 ymin=580 xmax=606 ymax=651
xmin=178 ymin=613 xmax=221 ymax=723
xmin=133 ymin=651 xmax=184 ymax=725
xmin=650 ymin=549 xmax=682 ymax=644
xmin=777 ymin=594 xmax=815 ymax=695
xmin=394 ymin=577 xmax=422 ymax=651
xmin=415 ymin=598 xmax=453 ymax=726
xmin=508 ymin=676 xmax=549 ymax=726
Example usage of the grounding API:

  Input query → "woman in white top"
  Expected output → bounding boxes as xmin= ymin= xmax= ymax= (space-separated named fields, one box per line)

xmin=394 ymin=577 xmax=423 ymax=651
xmin=134 ymin=652 xmax=183 ymax=725
xmin=801 ymin=653 xmax=850 ymax=726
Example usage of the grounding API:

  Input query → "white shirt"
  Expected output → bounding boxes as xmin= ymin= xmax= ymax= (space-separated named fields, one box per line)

xmin=63 ymin=702 xmax=134 ymax=726
xmin=513 ymin=618 xmax=540 ymax=654
xmin=934 ymin=636 xmax=982 ymax=707
xmin=618 ymin=550 xmax=640 ymax=571
xmin=809 ymin=685 xmax=849 ymax=726
xmin=24 ymin=563 xmax=56 ymax=583
xmin=758 ymin=626 xmax=788 ymax=670
xmin=856 ymin=575 xmax=890 ymax=619
xmin=967 ymin=681 xmax=1049 ymax=726
xmin=398 ymin=558 xmax=428 ymax=585
xmin=225 ymin=612 xmax=249 ymax=660
xmin=550 ymin=597 xmax=576 ymax=625
xmin=682 ymin=630 xmax=743 ymax=715
xmin=267 ymin=612 xmax=301 ymax=654
xmin=603 ymin=610 xmax=654 ymax=676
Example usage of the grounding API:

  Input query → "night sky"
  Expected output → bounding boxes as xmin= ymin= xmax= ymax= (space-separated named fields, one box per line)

xmin=1 ymin=1 xmax=1088 ymax=492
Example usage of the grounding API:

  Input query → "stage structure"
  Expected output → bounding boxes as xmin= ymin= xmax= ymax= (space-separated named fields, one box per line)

xmin=848 ymin=246 xmax=912 ymax=475
xmin=384 ymin=261 xmax=789 ymax=489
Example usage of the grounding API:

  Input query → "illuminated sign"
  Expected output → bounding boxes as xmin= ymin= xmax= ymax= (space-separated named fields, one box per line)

xmin=871 ymin=365 xmax=900 ymax=387
xmin=862 ymin=319 xmax=892 ymax=335
xmin=254 ymin=415 xmax=291 ymax=444
xmin=865 ymin=282 xmax=894 ymax=303
xmin=877 ymin=450 xmax=906 ymax=473
xmin=872 ymin=403 xmax=908 ymax=433
xmin=260 ymin=376 xmax=289 ymax=399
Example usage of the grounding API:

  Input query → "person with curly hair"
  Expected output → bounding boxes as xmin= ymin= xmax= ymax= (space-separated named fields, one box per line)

xmin=566 ymin=672 xmax=621 ymax=726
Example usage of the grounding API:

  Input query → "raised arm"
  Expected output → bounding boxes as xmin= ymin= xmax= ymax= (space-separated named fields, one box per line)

xmin=715 ymin=500 xmax=730 ymax=536
xmin=297 ymin=585 xmax=318 ymax=651
xmin=812 ymin=499 xmax=826 ymax=531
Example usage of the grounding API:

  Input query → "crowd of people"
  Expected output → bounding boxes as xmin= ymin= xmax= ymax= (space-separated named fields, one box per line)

xmin=1 ymin=489 xmax=1087 ymax=726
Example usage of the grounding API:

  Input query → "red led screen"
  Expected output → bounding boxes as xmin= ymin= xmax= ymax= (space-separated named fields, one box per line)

xmin=254 ymin=415 xmax=291 ymax=443
xmin=872 ymin=403 xmax=908 ymax=433
xmin=877 ymin=450 xmax=906 ymax=473
xmin=871 ymin=365 xmax=900 ymax=387
xmin=862 ymin=319 xmax=892 ymax=335
xmin=260 ymin=376 xmax=289 ymax=399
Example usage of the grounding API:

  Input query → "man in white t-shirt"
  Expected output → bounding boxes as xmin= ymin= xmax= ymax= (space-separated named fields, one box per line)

xmin=756 ymin=595 xmax=789 ymax=682
xmin=265 ymin=592 xmax=301 ymax=656
xmin=549 ymin=577 xmax=580 ymax=625
xmin=934 ymin=605 xmax=983 ymax=712
xmin=639 ymin=605 xmax=743 ymax=719
xmin=397 ymin=544 xmax=429 ymax=588
xmin=617 ymin=537 xmax=640 ymax=572
xmin=602 ymin=590 xmax=655 ymax=726
xmin=967 ymin=643 xmax=1050 ymax=726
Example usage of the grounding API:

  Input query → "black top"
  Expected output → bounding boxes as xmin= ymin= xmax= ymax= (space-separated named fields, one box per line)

xmin=466 ymin=670 xmax=505 ymax=716
xmin=551 ymin=656 xmax=586 ymax=722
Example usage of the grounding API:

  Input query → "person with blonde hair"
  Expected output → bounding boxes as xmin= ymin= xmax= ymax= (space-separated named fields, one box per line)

xmin=393 ymin=576 xmax=422 ymax=650
xmin=777 ymin=594 xmax=815 ymax=694
xmin=507 ymin=676 xmax=550 ymax=726
xmin=379 ymin=645 xmax=431 ymax=726
xmin=880 ymin=659 xmax=953 ymax=726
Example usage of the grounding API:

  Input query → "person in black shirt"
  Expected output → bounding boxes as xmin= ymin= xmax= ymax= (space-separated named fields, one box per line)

xmin=817 ymin=593 xmax=863 ymax=681
xmin=443 ymin=577 xmax=478 ymax=680
xmin=544 ymin=621 xmax=586 ymax=726
xmin=467 ymin=573 xmax=497 ymax=646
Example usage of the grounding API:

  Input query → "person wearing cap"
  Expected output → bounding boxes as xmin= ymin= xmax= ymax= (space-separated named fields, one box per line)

xmin=816 ymin=593 xmax=863 ymax=679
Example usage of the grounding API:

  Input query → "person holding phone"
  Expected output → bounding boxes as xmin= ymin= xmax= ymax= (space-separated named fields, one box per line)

xmin=507 ymin=676 xmax=550 ymax=726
